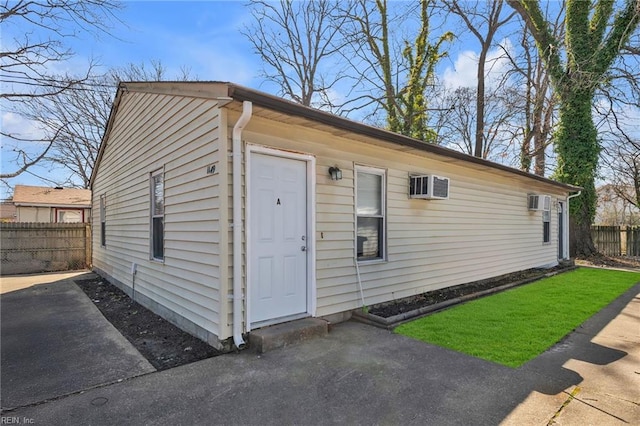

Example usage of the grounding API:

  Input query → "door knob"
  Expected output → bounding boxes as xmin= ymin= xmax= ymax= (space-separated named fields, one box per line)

xmin=301 ymin=246 xmax=307 ymax=252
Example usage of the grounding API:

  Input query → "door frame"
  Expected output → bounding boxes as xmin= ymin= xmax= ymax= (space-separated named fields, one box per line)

xmin=245 ymin=144 xmax=316 ymax=330
xmin=558 ymin=200 xmax=569 ymax=260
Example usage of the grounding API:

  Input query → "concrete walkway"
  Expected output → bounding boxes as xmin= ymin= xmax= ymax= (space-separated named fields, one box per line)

xmin=502 ymin=285 xmax=640 ymax=425
xmin=1 ymin=272 xmax=155 ymax=410
xmin=1 ymin=273 xmax=638 ymax=425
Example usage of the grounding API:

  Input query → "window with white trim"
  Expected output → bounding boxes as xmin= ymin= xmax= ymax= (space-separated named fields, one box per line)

xmin=100 ymin=194 xmax=106 ymax=247
xmin=151 ymin=170 xmax=164 ymax=260
xmin=356 ymin=166 xmax=386 ymax=261
xmin=542 ymin=210 xmax=551 ymax=244
xmin=57 ymin=209 xmax=82 ymax=223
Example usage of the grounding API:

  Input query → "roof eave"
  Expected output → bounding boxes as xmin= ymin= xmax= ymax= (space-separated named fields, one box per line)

xmin=14 ymin=203 xmax=91 ymax=208
xmin=227 ymin=84 xmax=581 ymax=193
xmin=93 ymin=81 xmax=581 ymax=194
xmin=89 ymin=83 xmax=126 ymax=190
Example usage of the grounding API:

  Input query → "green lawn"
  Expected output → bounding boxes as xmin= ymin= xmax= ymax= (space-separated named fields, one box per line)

xmin=394 ymin=268 xmax=640 ymax=368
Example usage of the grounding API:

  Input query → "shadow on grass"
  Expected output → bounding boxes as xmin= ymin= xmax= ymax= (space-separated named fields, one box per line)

xmin=518 ymin=282 xmax=638 ymax=396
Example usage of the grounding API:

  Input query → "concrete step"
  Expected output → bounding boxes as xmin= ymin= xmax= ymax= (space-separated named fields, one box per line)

xmin=249 ymin=317 xmax=329 ymax=354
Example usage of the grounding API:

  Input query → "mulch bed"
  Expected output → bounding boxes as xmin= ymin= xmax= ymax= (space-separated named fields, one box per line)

xmin=368 ymin=264 xmax=572 ymax=318
xmin=75 ymin=256 xmax=637 ymax=369
xmin=576 ymin=254 xmax=640 ymax=270
xmin=75 ymin=276 xmax=221 ymax=371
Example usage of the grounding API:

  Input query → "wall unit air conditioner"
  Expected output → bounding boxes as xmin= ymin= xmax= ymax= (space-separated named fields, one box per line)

xmin=409 ymin=174 xmax=450 ymax=200
xmin=528 ymin=194 xmax=551 ymax=211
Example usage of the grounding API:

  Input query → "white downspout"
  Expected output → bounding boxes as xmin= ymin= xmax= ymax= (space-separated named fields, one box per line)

xmin=566 ymin=190 xmax=582 ymax=203
xmin=232 ymin=101 xmax=252 ymax=350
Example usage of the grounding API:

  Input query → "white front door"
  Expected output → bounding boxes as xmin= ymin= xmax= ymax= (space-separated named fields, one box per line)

xmin=249 ymin=153 xmax=308 ymax=325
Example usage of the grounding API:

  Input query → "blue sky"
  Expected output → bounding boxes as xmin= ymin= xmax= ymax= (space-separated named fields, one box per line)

xmin=4 ymin=0 xmax=486 ymax=196
xmin=2 ymin=1 xmax=265 ymax=196
xmin=1 ymin=1 xmax=603 ymax=197
xmin=99 ymin=2 xmax=260 ymax=85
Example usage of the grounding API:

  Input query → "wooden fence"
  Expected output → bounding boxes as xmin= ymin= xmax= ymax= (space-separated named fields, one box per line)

xmin=591 ymin=225 xmax=640 ymax=257
xmin=628 ymin=227 xmax=640 ymax=257
xmin=0 ymin=223 xmax=91 ymax=275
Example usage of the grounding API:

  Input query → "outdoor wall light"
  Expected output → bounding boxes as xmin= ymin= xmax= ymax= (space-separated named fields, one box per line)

xmin=328 ymin=166 xmax=343 ymax=181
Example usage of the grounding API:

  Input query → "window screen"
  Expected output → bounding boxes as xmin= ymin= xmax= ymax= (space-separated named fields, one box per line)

xmin=356 ymin=167 xmax=385 ymax=261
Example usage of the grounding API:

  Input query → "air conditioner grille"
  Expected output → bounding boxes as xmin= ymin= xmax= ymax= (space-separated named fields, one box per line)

xmin=432 ymin=176 xmax=449 ymax=199
xmin=409 ymin=174 xmax=449 ymax=200
xmin=528 ymin=194 xmax=551 ymax=211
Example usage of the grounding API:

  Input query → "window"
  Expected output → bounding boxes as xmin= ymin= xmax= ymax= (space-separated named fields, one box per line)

xmin=100 ymin=194 xmax=106 ymax=247
xmin=356 ymin=166 xmax=385 ymax=261
xmin=57 ymin=209 xmax=82 ymax=223
xmin=151 ymin=170 xmax=164 ymax=260
xmin=542 ymin=210 xmax=551 ymax=244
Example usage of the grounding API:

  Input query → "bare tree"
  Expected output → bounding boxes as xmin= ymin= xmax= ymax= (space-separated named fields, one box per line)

xmin=1 ymin=0 xmax=122 ymax=180
xmin=108 ymin=59 xmax=193 ymax=83
xmin=437 ymin=83 xmax=521 ymax=161
xmin=501 ymin=4 xmax=564 ymax=176
xmin=339 ymin=0 xmax=452 ymax=141
xmin=597 ymin=102 xmax=640 ymax=211
xmin=594 ymin=26 xmax=640 ymax=227
xmin=7 ymin=61 xmax=193 ymax=188
xmin=507 ymin=0 xmax=640 ymax=256
xmin=515 ymin=26 xmax=557 ymax=176
xmin=242 ymin=0 xmax=348 ymax=110
xmin=595 ymin=184 xmax=640 ymax=226
xmin=443 ymin=0 xmax=516 ymax=157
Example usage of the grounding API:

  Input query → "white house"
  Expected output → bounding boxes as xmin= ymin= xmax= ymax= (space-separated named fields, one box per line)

xmin=13 ymin=185 xmax=91 ymax=223
xmin=90 ymin=82 xmax=579 ymax=349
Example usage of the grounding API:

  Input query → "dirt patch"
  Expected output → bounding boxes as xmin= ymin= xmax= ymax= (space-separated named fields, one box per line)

xmin=368 ymin=264 xmax=572 ymax=318
xmin=75 ymin=276 xmax=221 ymax=371
xmin=576 ymin=254 xmax=640 ymax=270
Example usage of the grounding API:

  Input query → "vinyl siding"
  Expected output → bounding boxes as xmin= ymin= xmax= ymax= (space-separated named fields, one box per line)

xmin=16 ymin=207 xmax=51 ymax=222
xmin=240 ymin=114 xmax=566 ymax=318
xmin=94 ymin=89 xmax=569 ymax=343
xmin=92 ymin=91 xmax=224 ymax=340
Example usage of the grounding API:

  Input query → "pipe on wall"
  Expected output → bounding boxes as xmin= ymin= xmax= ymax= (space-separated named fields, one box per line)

xmin=231 ymin=101 xmax=252 ymax=350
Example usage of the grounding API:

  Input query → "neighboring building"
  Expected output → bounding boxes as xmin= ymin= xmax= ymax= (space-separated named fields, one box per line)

xmin=91 ymin=82 xmax=580 ymax=349
xmin=12 ymin=185 xmax=91 ymax=223
xmin=0 ymin=202 xmax=16 ymax=222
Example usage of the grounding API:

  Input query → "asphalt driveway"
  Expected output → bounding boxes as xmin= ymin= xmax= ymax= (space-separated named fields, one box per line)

xmin=0 ymin=272 xmax=155 ymax=410
xmin=1 ymin=272 xmax=638 ymax=425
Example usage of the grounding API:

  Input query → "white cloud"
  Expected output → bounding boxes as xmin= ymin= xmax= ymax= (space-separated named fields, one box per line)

xmin=442 ymin=38 xmax=515 ymax=90
xmin=442 ymin=50 xmax=478 ymax=89
xmin=0 ymin=112 xmax=46 ymax=142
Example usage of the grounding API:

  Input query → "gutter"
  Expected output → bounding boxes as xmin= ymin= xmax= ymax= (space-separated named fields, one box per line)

xmin=227 ymin=83 xmax=580 ymax=193
xmin=567 ymin=190 xmax=582 ymax=203
xmin=231 ymin=101 xmax=252 ymax=350
xmin=13 ymin=203 xmax=90 ymax=209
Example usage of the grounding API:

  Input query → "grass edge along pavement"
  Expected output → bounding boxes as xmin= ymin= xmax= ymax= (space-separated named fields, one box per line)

xmin=394 ymin=268 xmax=640 ymax=368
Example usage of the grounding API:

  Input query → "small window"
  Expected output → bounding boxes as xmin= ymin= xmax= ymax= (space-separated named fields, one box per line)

xmin=542 ymin=210 xmax=551 ymax=244
xmin=100 ymin=194 xmax=106 ymax=247
xmin=356 ymin=166 xmax=386 ymax=261
xmin=57 ymin=209 xmax=82 ymax=223
xmin=151 ymin=170 xmax=164 ymax=260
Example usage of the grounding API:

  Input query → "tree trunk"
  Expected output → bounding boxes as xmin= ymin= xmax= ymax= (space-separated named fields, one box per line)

xmin=474 ymin=48 xmax=487 ymax=158
xmin=569 ymin=203 xmax=597 ymax=257
xmin=533 ymin=132 xmax=546 ymax=176
xmin=555 ymin=90 xmax=599 ymax=257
